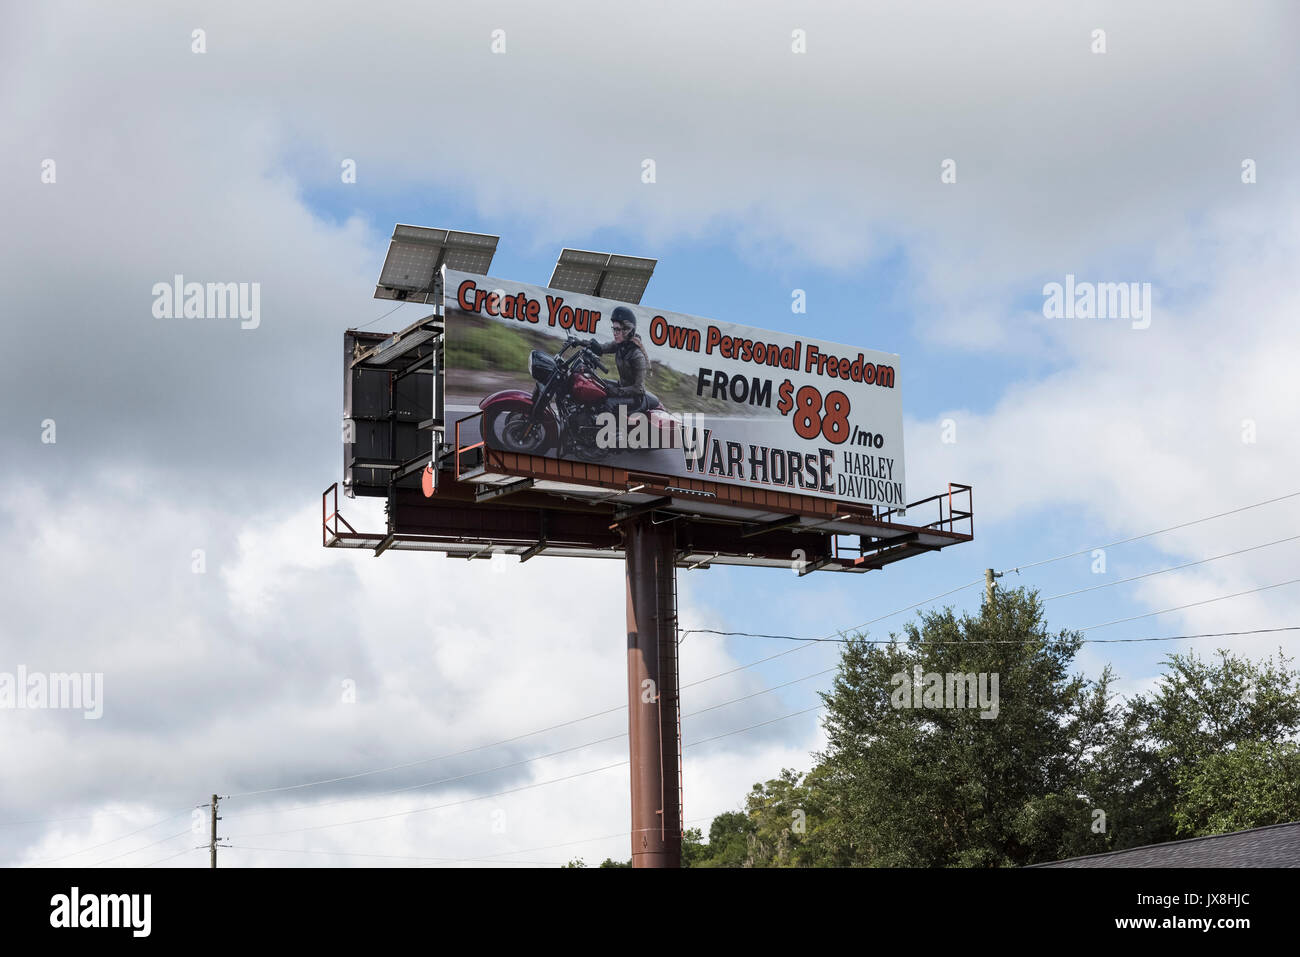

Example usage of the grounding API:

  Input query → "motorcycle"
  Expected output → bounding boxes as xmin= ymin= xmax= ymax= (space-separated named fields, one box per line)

xmin=478 ymin=335 xmax=678 ymax=460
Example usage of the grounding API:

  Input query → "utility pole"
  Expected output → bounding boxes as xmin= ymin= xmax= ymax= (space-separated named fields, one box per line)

xmin=209 ymin=794 xmax=220 ymax=869
xmin=622 ymin=513 xmax=683 ymax=868
xmin=985 ymin=568 xmax=1003 ymax=604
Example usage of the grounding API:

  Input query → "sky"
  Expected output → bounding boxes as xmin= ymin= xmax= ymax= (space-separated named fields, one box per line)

xmin=1 ymin=0 xmax=1298 ymax=868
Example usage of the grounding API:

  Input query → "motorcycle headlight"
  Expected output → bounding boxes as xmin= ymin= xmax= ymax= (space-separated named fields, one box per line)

xmin=529 ymin=350 xmax=556 ymax=381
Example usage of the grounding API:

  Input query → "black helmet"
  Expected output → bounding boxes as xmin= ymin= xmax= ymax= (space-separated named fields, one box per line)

xmin=610 ymin=306 xmax=637 ymax=332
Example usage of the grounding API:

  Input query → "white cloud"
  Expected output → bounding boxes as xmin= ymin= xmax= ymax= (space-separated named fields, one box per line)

xmin=0 ymin=476 xmax=818 ymax=866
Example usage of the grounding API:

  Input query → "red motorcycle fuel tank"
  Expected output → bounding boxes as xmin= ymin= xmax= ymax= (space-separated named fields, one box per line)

xmin=570 ymin=372 xmax=609 ymax=403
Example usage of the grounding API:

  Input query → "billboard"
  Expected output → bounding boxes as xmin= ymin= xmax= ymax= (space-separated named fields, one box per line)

xmin=443 ymin=269 xmax=906 ymax=509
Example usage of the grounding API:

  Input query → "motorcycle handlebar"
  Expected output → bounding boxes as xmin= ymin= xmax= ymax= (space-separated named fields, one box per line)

xmin=557 ymin=336 xmax=610 ymax=373
xmin=569 ymin=339 xmax=609 ymax=374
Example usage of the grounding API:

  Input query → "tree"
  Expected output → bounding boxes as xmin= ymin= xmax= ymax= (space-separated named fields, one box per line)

xmin=1131 ymin=649 xmax=1300 ymax=838
xmin=680 ymin=828 xmax=709 ymax=867
xmin=1172 ymin=741 xmax=1300 ymax=835
xmin=816 ymin=587 xmax=1109 ymax=866
xmin=692 ymin=811 xmax=751 ymax=868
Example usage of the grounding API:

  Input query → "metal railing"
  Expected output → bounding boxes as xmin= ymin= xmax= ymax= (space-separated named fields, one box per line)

xmin=321 ymin=482 xmax=358 ymax=547
xmin=454 ymin=412 xmax=486 ymax=480
xmin=876 ymin=482 xmax=973 ymax=537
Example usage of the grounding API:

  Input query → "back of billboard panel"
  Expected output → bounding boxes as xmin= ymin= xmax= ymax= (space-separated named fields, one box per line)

xmin=443 ymin=269 xmax=906 ymax=509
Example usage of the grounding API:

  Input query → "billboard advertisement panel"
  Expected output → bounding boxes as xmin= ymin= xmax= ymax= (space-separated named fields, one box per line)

xmin=443 ymin=269 xmax=906 ymax=509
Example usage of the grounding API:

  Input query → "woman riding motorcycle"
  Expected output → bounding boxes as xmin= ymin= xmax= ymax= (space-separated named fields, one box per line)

xmin=586 ymin=306 xmax=650 ymax=410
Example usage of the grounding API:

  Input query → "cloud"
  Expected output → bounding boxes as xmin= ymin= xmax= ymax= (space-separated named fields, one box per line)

xmin=0 ymin=477 xmax=820 ymax=865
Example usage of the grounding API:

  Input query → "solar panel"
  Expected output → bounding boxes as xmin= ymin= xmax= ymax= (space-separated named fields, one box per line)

xmin=375 ymin=225 xmax=500 ymax=302
xmin=548 ymin=248 xmax=657 ymax=304
xmin=443 ymin=230 xmax=498 ymax=274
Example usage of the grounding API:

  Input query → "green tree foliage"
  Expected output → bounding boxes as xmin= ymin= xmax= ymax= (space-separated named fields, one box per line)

xmin=1172 ymin=741 xmax=1300 ymax=835
xmin=814 ymin=587 xmax=1103 ymax=866
xmin=685 ymin=768 xmax=844 ymax=867
xmin=701 ymin=811 xmax=751 ymax=867
xmin=679 ymin=828 xmax=709 ymax=867
xmin=1132 ymin=649 xmax=1300 ymax=838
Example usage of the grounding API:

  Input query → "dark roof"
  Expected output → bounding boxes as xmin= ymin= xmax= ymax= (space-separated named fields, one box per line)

xmin=1032 ymin=821 xmax=1300 ymax=868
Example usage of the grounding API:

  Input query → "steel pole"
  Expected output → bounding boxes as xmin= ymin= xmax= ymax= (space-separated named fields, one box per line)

xmin=623 ymin=514 xmax=682 ymax=868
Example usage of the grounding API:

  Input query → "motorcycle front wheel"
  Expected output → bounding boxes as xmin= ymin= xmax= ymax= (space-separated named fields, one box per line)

xmin=485 ymin=409 xmax=555 ymax=454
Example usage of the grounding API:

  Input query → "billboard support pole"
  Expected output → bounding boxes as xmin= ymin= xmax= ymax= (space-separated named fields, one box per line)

xmin=623 ymin=513 xmax=683 ymax=868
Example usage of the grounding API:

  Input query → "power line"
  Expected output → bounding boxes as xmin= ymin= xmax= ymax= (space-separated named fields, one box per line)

xmin=353 ymin=302 xmax=408 ymax=331
xmin=225 ymin=703 xmax=626 ymax=800
xmin=19 ymin=809 xmax=192 ymax=867
xmin=682 ymin=626 xmax=1300 ymax=646
xmin=224 ymin=846 xmax=565 ymax=866
xmin=682 ymin=638 xmax=823 ymax=687
xmin=87 ymin=829 xmax=191 ymax=868
xmin=681 ymin=493 xmax=1300 ymax=648
xmin=792 ymin=491 xmax=1300 ymax=645
xmin=146 ymin=829 xmax=637 ymax=868
xmin=232 ymin=762 xmax=628 ymax=839
xmin=452 ymin=811 xmax=728 ymax=863
xmin=687 ymin=704 xmax=822 ymax=748
xmin=141 ymin=846 xmax=201 ymax=868
xmin=465 ymin=810 xmax=727 ymax=867
xmin=1081 ymin=579 xmax=1300 ymax=631
xmin=257 ymin=809 xmax=733 ymax=870
xmin=687 ymin=629 xmax=842 ymax=644
xmin=688 ymin=669 xmax=834 ymax=716
xmin=225 ymin=732 xmax=626 ymax=821
xmin=1083 ymin=627 xmax=1300 ymax=644
xmin=784 ymin=578 xmax=987 ymax=645
xmin=229 ymin=704 xmax=822 ymax=840
xmin=998 ymin=489 xmax=1300 ymax=575
xmin=1041 ymin=534 xmax=1300 ymax=602
xmin=0 ymin=803 xmax=193 ymax=829
xmin=226 ymin=636 xmax=837 ymax=805
xmin=227 ymin=670 xmax=832 ymax=822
